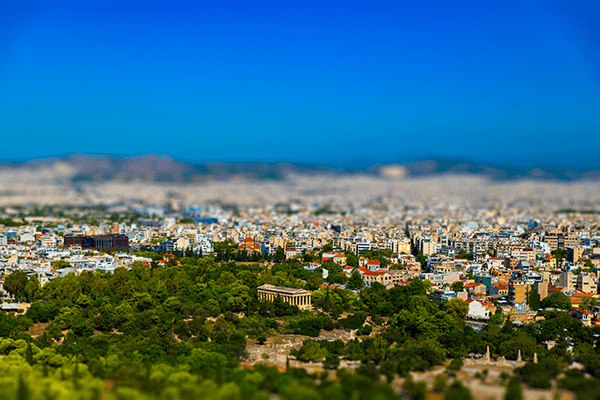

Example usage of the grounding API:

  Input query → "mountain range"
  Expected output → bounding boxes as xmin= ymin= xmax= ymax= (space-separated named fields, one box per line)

xmin=1 ymin=154 xmax=600 ymax=183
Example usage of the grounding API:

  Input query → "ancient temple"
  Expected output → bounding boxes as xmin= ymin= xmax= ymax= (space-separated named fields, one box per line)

xmin=257 ymin=284 xmax=312 ymax=309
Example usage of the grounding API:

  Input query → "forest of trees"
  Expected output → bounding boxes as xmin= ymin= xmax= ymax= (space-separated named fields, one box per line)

xmin=0 ymin=253 xmax=599 ymax=399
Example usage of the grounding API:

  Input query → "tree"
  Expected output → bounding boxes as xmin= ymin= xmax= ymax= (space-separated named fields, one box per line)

xmin=327 ymin=272 xmax=348 ymax=285
xmin=25 ymin=342 xmax=34 ymax=365
xmin=17 ymin=373 xmax=29 ymax=400
xmin=527 ymin=287 xmax=541 ymax=311
xmin=72 ymin=315 xmax=94 ymax=337
xmin=323 ymin=353 xmax=340 ymax=369
xmin=489 ymin=308 xmax=503 ymax=324
xmin=579 ymin=296 xmax=597 ymax=312
xmin=433 ymin=374 xmax=447 ymax=392
xmin=503 ymin=378 xmax=524 ymax=400
xmin=292 ymin=341 xmax=327 ymax=362
xmin=94 ymin=303 xmax=115 ymax=331
xmin=402 ymin=377 xmax=427 ymax=400
xmin=307 ymin=273 xmax=324 ymax=290
xmin=52 ymin=260 xmax=72 ymax=269
xmin=551 ymin=248 xmax=568 ymax=264
xmin=321 ymin=242 xmax=333 ymax=254
xmin=302 ymin=251 xmax=316 ymax=263
xmin=347 ymin=270 xmax=364 ymax=290
xmin=446 ymin=298 xmax=469 ymax=323
xmin=541 ymin=292 xmax=571 ymax=310
xmin=444 ymin=380 xmax=473 ymax=400
xmin=4 ymin=271 xmax=28 ymax=300
xmin=345 ymin=252 xmax=359 ymax=267
xmin=456 ymin=249 xmax=473 ymax=261
xmin=26 ymin=301 xmax=50 ymax=323
xmin=24 ymin=276 xmax=40 ymax=302
xmin=415 ymin=252 xmax=428 ymax=269
xmin=274 ymin=247 xmax=285 ymax=263
xmin=451 ymin=281 xmax=464 ymax=293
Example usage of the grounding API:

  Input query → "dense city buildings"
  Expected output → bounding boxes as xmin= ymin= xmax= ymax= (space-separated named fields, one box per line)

xmin=1 ymin=173 xmax=600 ymax=399
xmin=1 ymin=174 xmax=599 ymax=323
xmin=64 ymin=234 xmax=129 ymax=251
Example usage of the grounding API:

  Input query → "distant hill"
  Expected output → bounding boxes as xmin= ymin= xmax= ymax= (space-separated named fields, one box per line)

xmin=1 ymin=154 xmax=599 ymax=183
xmin=1 ymin=154 xmax=342 ymax=184
xmin=396 ymin=159 xmax=600 ymax=181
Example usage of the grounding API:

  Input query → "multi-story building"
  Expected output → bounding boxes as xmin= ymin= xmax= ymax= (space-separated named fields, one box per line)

xmin=567 ymin=247 xmax=585 ymax=263
xmin=544 ymin=230 xmax=579 ymax=250
xmin=64 ymin=234 xmax=129 ymax=251
xmin=576 ymin=273 xmax=598 ymax=294
xmin=534 ymin=280 xmax=549 ymax=300
xmin=390 ymin=237 xmax=411 ymax=254
xmin=511 ymin=246 xmax=536 ymax=261
xmin=560 ymin=271 xmax=576 ymax=290
xmin=509 ymin=280 xmax=527 ymax=305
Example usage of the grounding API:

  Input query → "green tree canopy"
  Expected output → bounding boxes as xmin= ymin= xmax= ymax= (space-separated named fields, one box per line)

xmin=347 ymin=270 xmax=364 ymax=290
xmin=4 ymin=271 xmax=29 ymax=300
xmin=527 ymin=287 xmax=541 ymax=311
xmin=541 ymin=292 xmax=571 ymax=310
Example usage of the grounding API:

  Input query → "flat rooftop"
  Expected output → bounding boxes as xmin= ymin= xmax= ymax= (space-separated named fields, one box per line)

xmin=257 ymin=284 xmax=311 ymax=295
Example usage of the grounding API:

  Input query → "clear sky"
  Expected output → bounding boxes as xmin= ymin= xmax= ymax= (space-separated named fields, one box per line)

xmin=1 ymin=1 xmax=598 ymax=167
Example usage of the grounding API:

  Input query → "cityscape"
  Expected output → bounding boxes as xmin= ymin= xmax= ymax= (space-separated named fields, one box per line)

xmin=2 ymin=0 xmax=599 ymax=399
xmin=0 ymin=161 xmax=600 ymax=399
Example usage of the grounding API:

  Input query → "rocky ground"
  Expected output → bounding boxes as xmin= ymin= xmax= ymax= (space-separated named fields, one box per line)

xmin=244 ymin=331 xmax=576 ymax=400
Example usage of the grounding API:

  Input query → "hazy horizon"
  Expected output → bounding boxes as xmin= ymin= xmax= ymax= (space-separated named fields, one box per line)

xmin=2 ymin=152 xmax=600 ymax=175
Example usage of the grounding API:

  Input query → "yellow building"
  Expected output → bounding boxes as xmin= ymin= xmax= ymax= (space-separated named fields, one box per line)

xmin=577 ymin=273 xmax=598 ymax=294
xmin=509 ymin=280 xmax=527 ymax=305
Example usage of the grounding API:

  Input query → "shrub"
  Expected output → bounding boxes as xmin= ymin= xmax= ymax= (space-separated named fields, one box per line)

xmin=447 ymin=359 xmax=463 ymax=371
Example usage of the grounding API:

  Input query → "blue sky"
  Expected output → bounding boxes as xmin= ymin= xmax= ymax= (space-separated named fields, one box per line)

xmin=1 ymin=1 xmax=598 ymax=167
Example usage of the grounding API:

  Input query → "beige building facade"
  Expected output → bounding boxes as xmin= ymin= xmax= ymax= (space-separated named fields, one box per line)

xmin=257 ymin=284 xmax=312 ymax=309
